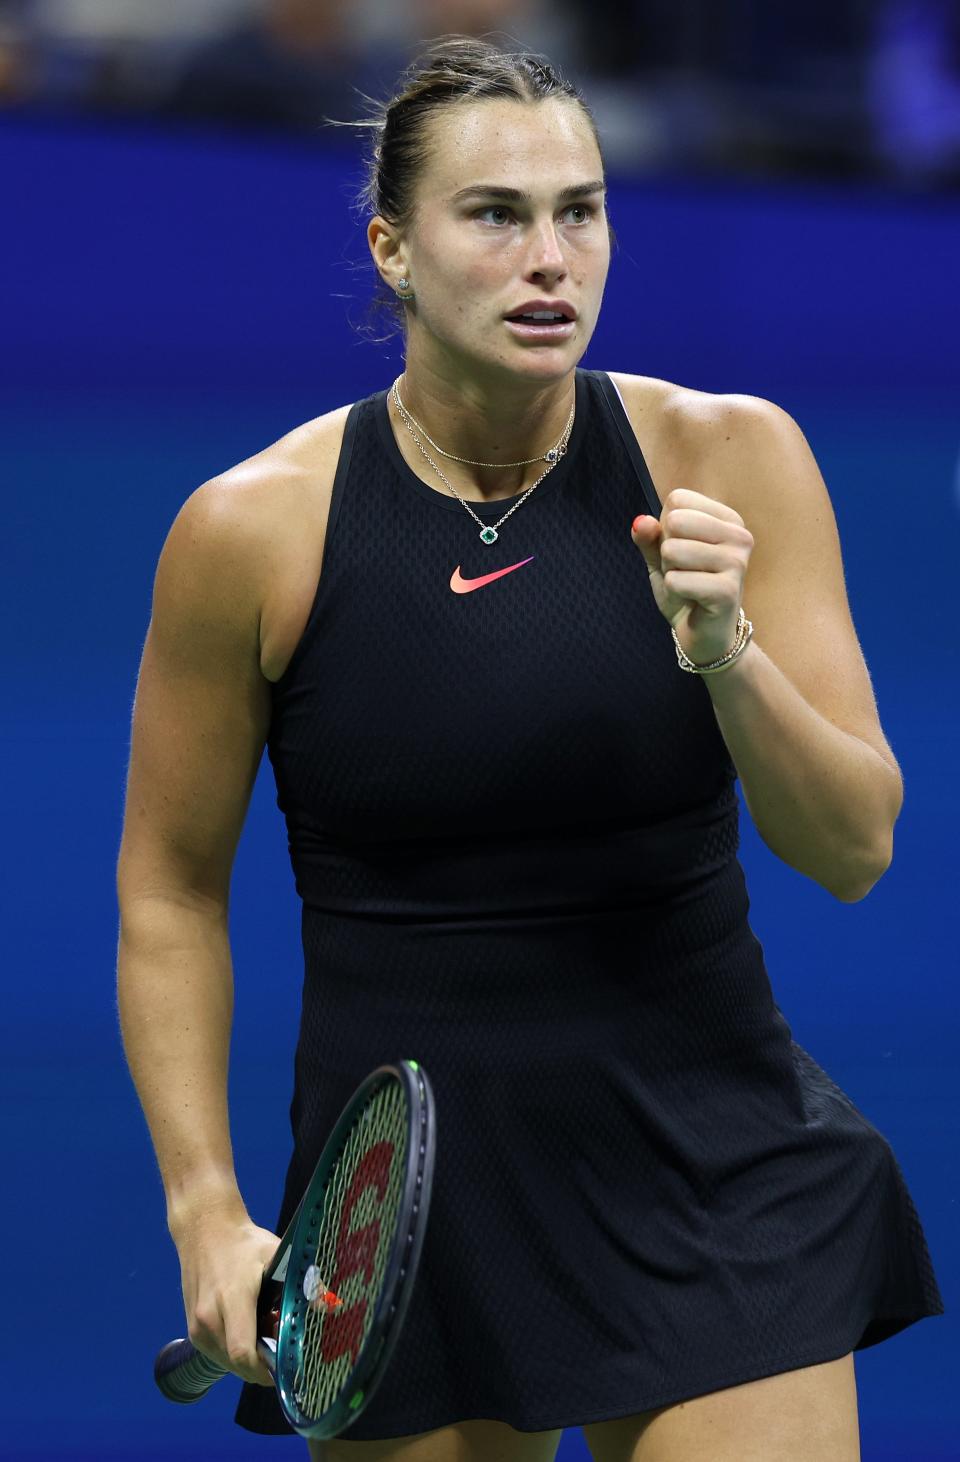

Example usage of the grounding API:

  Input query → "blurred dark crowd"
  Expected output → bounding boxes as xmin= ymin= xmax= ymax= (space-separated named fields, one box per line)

xmin=1 ymin=0 xmax=959 ymax=188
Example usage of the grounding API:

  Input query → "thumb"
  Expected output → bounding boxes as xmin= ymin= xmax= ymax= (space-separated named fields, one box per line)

xmin=631 ymin=514 xmax=662 ymax=575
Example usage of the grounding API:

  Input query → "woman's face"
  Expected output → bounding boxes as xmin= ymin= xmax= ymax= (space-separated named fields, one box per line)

xmin=386 ymin=96 xmax=611 ymax=386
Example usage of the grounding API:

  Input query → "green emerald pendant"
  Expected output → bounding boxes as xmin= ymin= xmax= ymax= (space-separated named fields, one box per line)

xmin=480 ymin=526 xmax=498 ymax=544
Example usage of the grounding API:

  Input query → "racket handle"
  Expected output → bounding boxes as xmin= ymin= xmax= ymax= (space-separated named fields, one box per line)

xmin=154 ymin=1338 xmax=228 ymax=1402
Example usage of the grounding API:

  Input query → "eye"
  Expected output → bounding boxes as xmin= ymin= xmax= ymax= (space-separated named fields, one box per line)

xmin=473 ymin=201 xmax=597 ymax=227
xmin=475 ymin=205 xmax=513 ymax=226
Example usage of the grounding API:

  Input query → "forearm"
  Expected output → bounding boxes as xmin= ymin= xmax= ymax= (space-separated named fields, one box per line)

xmin=703 ymin=639 xmax=902 ymax=901
xmin=116 ymin=894 xmax=246 ymax=1236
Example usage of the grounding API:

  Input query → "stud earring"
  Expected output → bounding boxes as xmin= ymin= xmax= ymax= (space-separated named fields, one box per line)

xmin=396 ymin=277 xmax=415 ymax=300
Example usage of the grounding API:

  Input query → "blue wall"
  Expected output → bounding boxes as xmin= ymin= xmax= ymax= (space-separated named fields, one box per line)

xmin=1 ymin=115 xmax=956 ymax=1459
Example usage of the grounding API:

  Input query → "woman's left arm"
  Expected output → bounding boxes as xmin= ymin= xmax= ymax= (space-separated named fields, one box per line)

xmin=633 ymin=396 xmax=903 ymax=904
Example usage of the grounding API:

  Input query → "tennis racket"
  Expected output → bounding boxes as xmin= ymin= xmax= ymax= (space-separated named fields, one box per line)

xmin=154 ymin=1058 xmax=436 ymax=1440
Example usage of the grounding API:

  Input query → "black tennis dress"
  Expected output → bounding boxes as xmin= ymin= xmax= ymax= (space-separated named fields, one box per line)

xmin=236 ymin=368 xmax=943 ymax=1440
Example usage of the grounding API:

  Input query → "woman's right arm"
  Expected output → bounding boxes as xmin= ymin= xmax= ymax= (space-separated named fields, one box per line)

xmin=116 ymin=476 xmax=278 ymax=1385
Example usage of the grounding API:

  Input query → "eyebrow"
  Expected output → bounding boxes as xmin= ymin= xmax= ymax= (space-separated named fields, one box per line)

xmin=449 ymin=180 xmax=606 ymax=204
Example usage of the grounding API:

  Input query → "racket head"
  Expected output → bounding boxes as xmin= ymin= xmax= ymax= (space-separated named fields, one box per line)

xmin=269 ymin=1058 xmax=436 ymax=1440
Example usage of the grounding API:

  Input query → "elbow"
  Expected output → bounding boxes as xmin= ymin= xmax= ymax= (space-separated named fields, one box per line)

xmin=830 ymin=761 xmax=900 ymax=904
xmin=832 ymin=878 xmax=879 ymax=905
xmin=830 ymin=832 xmax=894 ymax=904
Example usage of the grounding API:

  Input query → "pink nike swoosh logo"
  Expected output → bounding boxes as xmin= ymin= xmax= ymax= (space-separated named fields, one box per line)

xmin=450 ymin=556 xmax=535 ymax=593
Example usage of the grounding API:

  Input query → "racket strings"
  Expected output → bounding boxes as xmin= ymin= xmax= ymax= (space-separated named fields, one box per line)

xmin=292 ymin=1078 xmax=409 ymax=1419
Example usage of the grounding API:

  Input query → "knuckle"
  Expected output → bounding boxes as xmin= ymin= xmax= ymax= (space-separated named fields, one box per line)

xmin=226 ymin=1340 xmax=256 ymax=1371
xmin=189 ymin=1305 xmax=216 ymax=1339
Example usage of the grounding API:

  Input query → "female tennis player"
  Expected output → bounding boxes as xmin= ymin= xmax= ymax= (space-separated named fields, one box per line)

xmin=116 ymin=35 xmax=943 ymax=1462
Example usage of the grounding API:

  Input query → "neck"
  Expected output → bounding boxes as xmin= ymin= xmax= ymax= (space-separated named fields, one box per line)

xmin=391 ymin=359 xmax=576 ymax=501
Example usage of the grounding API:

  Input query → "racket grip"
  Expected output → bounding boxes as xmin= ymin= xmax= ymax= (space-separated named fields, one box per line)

xmin=154 ymin=1338 xmax=229 ymax=1403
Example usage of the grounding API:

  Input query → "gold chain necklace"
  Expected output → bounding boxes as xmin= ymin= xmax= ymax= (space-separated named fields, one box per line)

xmin=391 ymin=377 xmax=575 ymax=545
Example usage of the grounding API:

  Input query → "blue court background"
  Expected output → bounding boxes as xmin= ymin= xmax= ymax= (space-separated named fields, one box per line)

xmin=1 ymin=116 xmax=957 ymax=1459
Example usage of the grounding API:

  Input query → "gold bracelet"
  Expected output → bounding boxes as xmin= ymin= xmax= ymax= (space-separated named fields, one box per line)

xmin=672 ymin=607 xmax=754 ymax=674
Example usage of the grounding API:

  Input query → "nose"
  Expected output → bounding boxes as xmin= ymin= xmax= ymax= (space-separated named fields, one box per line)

xmin=525 ymin=217 xmax=566 ymax=287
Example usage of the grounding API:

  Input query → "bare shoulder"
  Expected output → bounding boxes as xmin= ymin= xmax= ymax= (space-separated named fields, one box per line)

xmin=206 ymin=401 xmax=354 ymax=540
xmin=605 ymin=369 xmax=772 ymax=441
xmin=602 ymin=371 xmax=725 ymax=507
xmin=605 ymin=370 xmax=696 ymax=419
xmin=604 ymin=371 xmax=791 ymax=510
xmin=192 ymin=402 xmax=355 ymax=682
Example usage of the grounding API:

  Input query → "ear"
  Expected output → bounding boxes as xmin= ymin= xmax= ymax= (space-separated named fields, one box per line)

xmin=367 ymin=216 xmax=407 ymax=293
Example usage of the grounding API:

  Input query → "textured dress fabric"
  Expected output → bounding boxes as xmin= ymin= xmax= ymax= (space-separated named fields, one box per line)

xmin=235 ymin=368 xmax=943 ymax=1441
